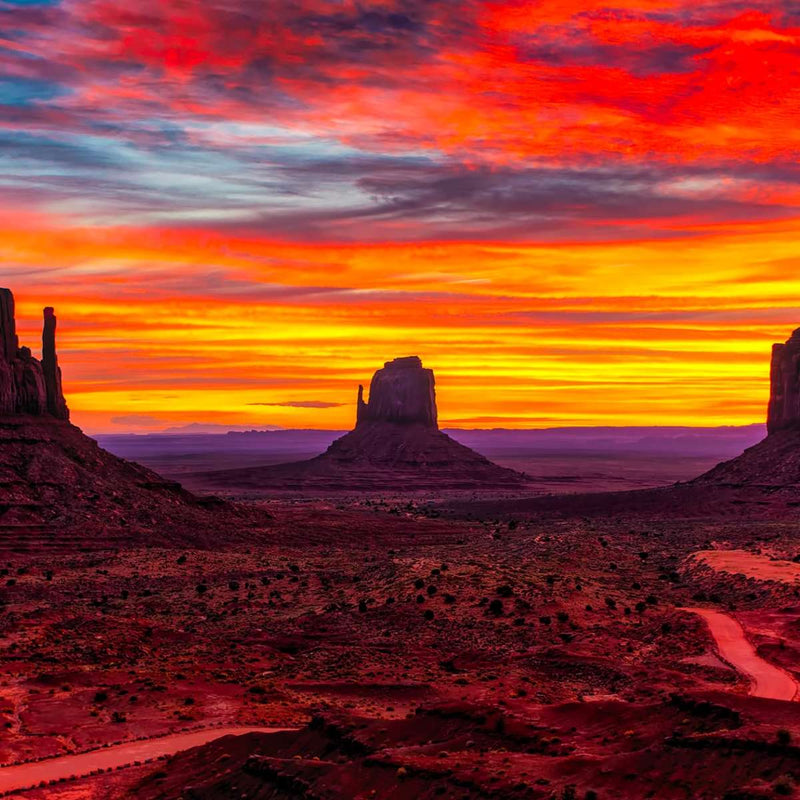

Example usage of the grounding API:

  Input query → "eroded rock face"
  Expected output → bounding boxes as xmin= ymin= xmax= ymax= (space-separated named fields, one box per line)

xmin=0 ymin=288 xmax=69 ymax=420
xmin=356 ymin=355 xmax=437 ymax=428
xmin=767 ymin=328 xmax=800 ymax=434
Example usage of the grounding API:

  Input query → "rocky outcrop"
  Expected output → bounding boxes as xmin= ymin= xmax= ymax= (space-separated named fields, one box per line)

xmin=356 ymin=356 xmax=437 ymax=428
xmin=767 ymin=328 xmax=800 ymax=434
xmin=0 ymin=289 xmax=69 ymax=420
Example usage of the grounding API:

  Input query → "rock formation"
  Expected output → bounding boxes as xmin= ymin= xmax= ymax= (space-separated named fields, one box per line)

xmin=0 ymin=287 xmax=268 ymax=546
xmin=191 ymin=355 xmax=527 ymax=493
xmin=695 ymin=326 xmax=800 ymax=488
xmin=767 ymin=328 xmax=800 ymax=434
xmin=0 ymin=289 xmax=68 ymax=420
xmin=356 ymin=356 xmax=437 ymax=427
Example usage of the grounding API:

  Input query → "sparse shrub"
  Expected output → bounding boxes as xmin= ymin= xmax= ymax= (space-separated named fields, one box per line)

xmin=94 ymin=691 xmax=108 ymax=703
xmin=496 ymin=584 xmax=514 ymax=598
xmin=774 ymin=776 xmax=793 ymax=796
xmin=196 ymin=584 xmax=208 ymax=595
xmin=489 ymin=599 xmax=503 ymax=616
xmin=424 ymin=610 xmax=434 ymax=621
xmin=777 ymin=729 xmax=792 ymax=746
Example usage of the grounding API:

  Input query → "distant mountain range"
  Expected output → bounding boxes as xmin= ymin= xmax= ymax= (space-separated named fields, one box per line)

xmin=96 ymin=424 xmax=766 ymax=462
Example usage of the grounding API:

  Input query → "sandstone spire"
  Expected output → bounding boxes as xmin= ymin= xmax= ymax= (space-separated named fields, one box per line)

xmin=42 ymin=306 xmax=69 ymax=420
xmin=0 ymin=288 xmax=18 ymax=362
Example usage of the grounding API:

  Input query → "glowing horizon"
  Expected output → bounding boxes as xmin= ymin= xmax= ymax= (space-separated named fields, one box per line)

xmin=3 ymin=0 xmax=800 ymax=433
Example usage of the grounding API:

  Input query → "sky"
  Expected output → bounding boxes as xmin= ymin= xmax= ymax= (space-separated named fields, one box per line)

xmin=3 ymin=0 xmax=800 ymax=432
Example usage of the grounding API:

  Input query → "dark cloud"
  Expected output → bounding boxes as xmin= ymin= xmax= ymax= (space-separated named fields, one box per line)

xmin=2 ymin=0 xmax=800 ymax=241
xmin=247 ymin=400 xmax=345 ymax=408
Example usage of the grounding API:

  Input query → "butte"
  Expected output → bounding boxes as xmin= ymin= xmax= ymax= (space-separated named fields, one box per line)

xmin=191 ymin=355 xmax=528 ymax=494
xmin=693 ymin=326 xmax=800 ymax=488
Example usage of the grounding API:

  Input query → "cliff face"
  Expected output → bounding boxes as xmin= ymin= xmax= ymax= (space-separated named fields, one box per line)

xmin=767 ymin=328 xmax=800 ymax=434
xmin=695 ymin=326 xmax=800 ymax=488
xmin=356 ymin=356 xmax=437 ymax=428
xmin=0 ymin=289 xmax=69 ymax=420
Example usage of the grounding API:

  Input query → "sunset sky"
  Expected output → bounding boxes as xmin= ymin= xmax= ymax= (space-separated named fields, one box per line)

xmin=3 ymin=0 xmax=800 ymax=432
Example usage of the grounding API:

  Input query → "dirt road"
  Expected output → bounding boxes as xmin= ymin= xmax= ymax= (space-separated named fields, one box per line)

xmin=0 ymin=726 xmax=293 ymax=795
xmin=685 ymin=607 xmax=798 ymax=701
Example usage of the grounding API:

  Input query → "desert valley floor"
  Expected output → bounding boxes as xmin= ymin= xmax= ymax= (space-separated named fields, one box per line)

xmin=3 ymin=469 xmax=800 ymax=799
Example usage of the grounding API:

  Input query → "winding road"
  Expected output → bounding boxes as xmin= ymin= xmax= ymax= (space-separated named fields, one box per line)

xmin=0 ymin=726 xmax=293 ymax=795
xmin=684 ymin=607 xmax=799 ymax=702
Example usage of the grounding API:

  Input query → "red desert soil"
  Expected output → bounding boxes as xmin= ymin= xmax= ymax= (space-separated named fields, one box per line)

xmin=683 ymin=608 xmax=798 ymax=702
xmin=0 ymin=727 xmax=292 ymax=795
xmin=691 ymin=549 xmax=800 ymax=583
